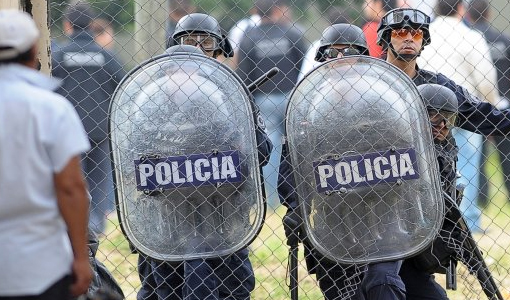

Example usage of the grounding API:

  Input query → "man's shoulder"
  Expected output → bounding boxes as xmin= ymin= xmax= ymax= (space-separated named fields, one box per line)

xmin=416 ymin=68 xmax=456 ymax=86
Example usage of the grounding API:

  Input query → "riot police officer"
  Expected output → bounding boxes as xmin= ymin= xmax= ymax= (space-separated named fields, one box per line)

xmin=360 ymin=84 xmax=459 ymax=300
xmin=314 ymin=24 xmax=369 ymax=62
xmin=396 ymin=84 xmax=459 ymax=300
xmin=168 ymin=13 xmax=233 ymax=59
xmin=378 ymin=8 xmax=510 ymax=136
xmin=372 ymin=9 xmax=510 ymax=296
xmin=137 ymin=25 xmax=271 ymax=299
xmin=135 ymin=45 xmax=206 ymax=300
xmin=278 ymin=24 xmax=370 ymax=300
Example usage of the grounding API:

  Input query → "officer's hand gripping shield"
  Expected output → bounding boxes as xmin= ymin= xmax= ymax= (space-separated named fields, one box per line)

xmin=109 ymin=53 xmax=265 ymax=261
xmin=286 ymin=56 xmax=443 ymax=264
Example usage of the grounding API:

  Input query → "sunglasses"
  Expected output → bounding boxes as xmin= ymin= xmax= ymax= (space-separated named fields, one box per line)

xmin=323 ymin=47 xmax=361 ymax=59
xmin=180 ymin=35 xmax=219 ymax=51
xmin=391 ymin=28 xmax=424 ymax=40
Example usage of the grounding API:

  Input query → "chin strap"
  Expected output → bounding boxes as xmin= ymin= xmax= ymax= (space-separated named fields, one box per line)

xmin=389 ymin=43 xmax=420 ymax=62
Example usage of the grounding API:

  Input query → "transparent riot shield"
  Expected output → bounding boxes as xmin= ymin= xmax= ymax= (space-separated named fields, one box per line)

xmin=286 ymin=56 xmax=443 ymax=264
xmin=109 ymin=53 xmax=265 ymax=261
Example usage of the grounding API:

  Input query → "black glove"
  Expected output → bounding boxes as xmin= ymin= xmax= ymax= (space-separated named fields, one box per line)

xmin=283 ymin=208 xmax=306 ymax=247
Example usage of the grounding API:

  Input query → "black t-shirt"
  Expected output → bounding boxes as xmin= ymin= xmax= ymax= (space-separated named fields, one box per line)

xmin=236 ymin=22 xmax=307 ymax=95
xmin=52 ymin=30 xmax=126 ymax=141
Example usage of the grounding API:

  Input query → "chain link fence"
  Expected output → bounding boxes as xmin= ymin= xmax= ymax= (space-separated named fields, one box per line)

xmin=44 ymin=0 xmax=510 ymax=299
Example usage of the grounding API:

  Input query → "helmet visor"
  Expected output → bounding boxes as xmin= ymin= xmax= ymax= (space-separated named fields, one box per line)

xmin=384 ymin=9 xmax=430 ymax=27
xmin=180 ymin=34 xmax=219 ymax=51
xmin=323 ymin=47 xmax=361 ymax=59
xmin=428 ymin=110 xmax=456 ymax=129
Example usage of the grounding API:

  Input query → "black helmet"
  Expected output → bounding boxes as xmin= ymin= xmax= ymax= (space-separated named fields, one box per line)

xmin=171 ymin=13 xmax=233 ymax=57
xmin=417 ymin=84 xmax=458 ymax=128
xmin=376 ymin=8 xmax=431 ymax=51
xmin=315 ymin=24 xmax=369 ymax=62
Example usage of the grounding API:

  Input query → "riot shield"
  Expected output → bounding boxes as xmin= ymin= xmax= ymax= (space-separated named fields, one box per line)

xmin=109 ymin=53 xmax=265 ymax=261
xmin=286 ymin=56 xmax=443 ymax=264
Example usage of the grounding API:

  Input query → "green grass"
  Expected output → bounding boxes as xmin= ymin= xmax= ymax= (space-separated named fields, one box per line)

xmin=96 ymin=147 xmax=510 ymax=299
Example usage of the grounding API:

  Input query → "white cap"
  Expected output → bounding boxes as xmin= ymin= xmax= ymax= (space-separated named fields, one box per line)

xmin=0 ymin=10 xmax=40 ymax=60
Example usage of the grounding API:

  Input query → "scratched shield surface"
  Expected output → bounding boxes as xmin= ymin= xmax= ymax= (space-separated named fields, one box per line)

xmin=109 ymin=53 xmax=265 ymax=261
xmin=286 ymin=56 xmax=443 ymax=264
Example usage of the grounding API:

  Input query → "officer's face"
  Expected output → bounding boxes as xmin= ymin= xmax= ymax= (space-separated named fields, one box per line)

xmin=390 ymin=27 xmax=423 ymax=57
xmin=428 ymin=111 xmax=449 ymax=142
xmin=323 ymin=44 xmax=361 ymax=60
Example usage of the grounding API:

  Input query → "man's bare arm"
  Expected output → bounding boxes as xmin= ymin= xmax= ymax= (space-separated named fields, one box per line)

xmin=54 ymin=155 xmax=92 ymax=296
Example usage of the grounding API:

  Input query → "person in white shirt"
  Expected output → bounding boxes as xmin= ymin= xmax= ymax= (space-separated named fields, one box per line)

xmin=0 ymin=9 xmax=92 ymax=300
xmin=418 ymin=0 xmax=499 ymax=233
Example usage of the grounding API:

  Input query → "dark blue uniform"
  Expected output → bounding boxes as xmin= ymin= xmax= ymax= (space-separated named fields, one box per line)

xmin=138 ymin=109 xmax=272 ymax=300
xmin=398 ymin=139 xmax=457 ymax=300
xmin=52 ymin=30 xmax=125 ymax=234
xmin=278 ymin=143 xmax=365 ymax=300
xmin=278 ymin=66 xmax=510 ymax=300
xmin=414 ymin=68 xmax=510 ymax=136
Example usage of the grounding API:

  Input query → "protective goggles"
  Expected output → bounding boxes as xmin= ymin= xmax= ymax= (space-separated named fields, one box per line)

xmin=323 ymin=47 xmax=361 ymax=59
xmin=383 ymin=9 xmax=430 ymax=27
xmin=391 ymin=28 xmax=424 ymax=40
xmin=428 ymin=110 xmax=456 ymax=129
xmin=179 ymin=34 xmax=219 ymax=51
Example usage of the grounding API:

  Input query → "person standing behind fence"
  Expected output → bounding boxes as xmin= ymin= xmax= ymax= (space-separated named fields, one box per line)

xmin=52 ymin=2 xmax=126 ymax=235
xmin=279 ymin=24 xmax=371 ymax=300
xmin=236 ymin=0 xmax=307 ymax=207
xmin=165 ymin=0 xmax=196 ymax=48
xmin=136 ymin=14 xmax=272 ymax=299
xmin=227 ymin=7 xmax=261 ymax=69
xmin=0 ymin=9 xmax=92 ymax=299
xmin=90 ymin=17 xmax=115 ymax=51
xmin=418 ymin=0 xmax=499 ymax=233
xmin=362 ymin=0 xmax=398 ymax=58
xmin=465 ymin=0 xmax=510 ymax=209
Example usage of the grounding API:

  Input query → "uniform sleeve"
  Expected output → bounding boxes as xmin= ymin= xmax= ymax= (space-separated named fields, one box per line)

xmin=437 ymin=74 xmax=510 ymax=136
xmin=47 ymin=99 xmax=91 ymax=172
xmin=278 ymin=142 xmax=298 ymax=208
xmin=254 ymin=107 xmax=273 ymax=167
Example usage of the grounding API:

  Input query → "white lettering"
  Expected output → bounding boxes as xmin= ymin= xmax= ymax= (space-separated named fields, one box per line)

xmin=399 ymin=153 xmax=416 ymax=176
xmin=221 ymin=156 xmax=237 ymax=179
xmin=350 ymin=161 xmax=366 ymax=183
xmin=155 ymin=162 xmax=172 ymax=185
xmin=211 ymin=157 xmax=220 ymax=180
xmin=364 ymin=158 xmax=374 ymax=181
xmin=335 ymin=162 xmax=352 ymax=184
xmin=63 ymin=52 xmax=106 ymax=67
xmin=389 ymin=154 xmax=399 ymax=177
xmin=138 ymin=164 xmax=154 ymax=186
xmin=317 ymin=165 xmax=334 ymax=188
xmin=171 ymin=161 xmax=186 ymax=184
xmin=194 ymin=158 xmax=211 ymax=181
xmin=373 ymin=157 xmax=390 ymax=180
xmin=185 ymin=160 xmax=194 ymax=182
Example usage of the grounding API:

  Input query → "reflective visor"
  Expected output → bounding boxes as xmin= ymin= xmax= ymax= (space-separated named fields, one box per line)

xmin=428 ymin=110 xmax=456 ymax=129
xmin=180 ymin=34 xmax=219 ymax=51
xmin=384 ymin=9 xmax=430 ymax=27
xmin=324 ymin=47 xmax=361 ymax=59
